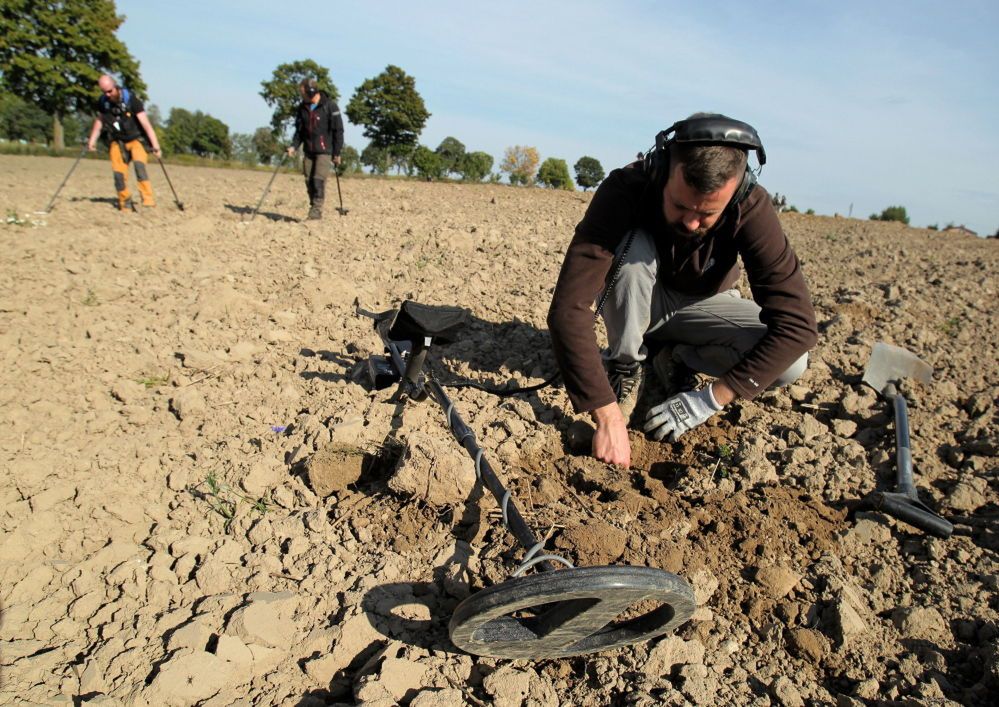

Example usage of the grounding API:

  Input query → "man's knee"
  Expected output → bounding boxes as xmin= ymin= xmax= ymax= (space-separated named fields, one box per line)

xmin=771 ymin=352 xmax=808 ymax=388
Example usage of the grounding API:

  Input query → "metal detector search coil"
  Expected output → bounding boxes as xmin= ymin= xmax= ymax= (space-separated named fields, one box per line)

xmin=358 ymin=299 xmax=696 ymax=660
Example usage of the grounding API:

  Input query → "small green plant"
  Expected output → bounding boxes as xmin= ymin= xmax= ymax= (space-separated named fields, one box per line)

xmin=824 ymin=232 xmax=839 ymax=243
xmin=717 ymin=443 xmax=734 ymax=460
xmin=201 ymin=471 xmax=269 ymax=532
xmin=805 ymin=208 xmax=815 ymax=215
xmin=137 ymin=373 xmax=169 ymax=389
xmin=5 ymin=208 xmax=27 ymax=226
xmin=942 ymin=317 xmax=962 ymax=337
xmin=81 ymin=289 xmax=99 ymax=306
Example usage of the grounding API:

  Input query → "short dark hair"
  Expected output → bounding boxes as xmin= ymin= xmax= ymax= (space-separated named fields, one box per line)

xmin=670 ymin=143 xmax=747 ymax=193
xmin=668 ymin=111 xmax=747 ymax=193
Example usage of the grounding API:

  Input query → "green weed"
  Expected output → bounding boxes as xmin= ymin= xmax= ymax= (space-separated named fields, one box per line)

xmin=5 ymin=209 xmax=27 ymax=226
xmin=942 ymin=317 xmax=962 ymax=337
xmin=137 ymin=373 xmax=169 ymax=389
xmin=81 ymin=289 xmax=99 ymax=306
xmin=201 ymin=470 xmax=270 ymax=533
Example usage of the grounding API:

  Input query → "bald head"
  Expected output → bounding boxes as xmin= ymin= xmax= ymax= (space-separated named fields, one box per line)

xmin=98 ymin=74 xmax=119 ymax=100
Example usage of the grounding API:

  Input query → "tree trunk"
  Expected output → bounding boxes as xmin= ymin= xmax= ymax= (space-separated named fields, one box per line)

xmin=52 ymin=112 xmax=65 ymax=151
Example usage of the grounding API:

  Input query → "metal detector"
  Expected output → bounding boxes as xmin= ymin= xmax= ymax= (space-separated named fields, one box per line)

xmin=42 ymin=144 xmax=88 ymax=213
xmin=246 ymin=154 xmax=287 ymax=222
xmin=359 ymin=300 xmax=695 ymax=659
xmin=155 ymin=156 xmax=185 ymax=210
xmin=334 ymin=167 xmax=349 ymax=216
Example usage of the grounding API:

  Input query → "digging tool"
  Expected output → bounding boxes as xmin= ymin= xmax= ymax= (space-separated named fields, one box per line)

xmin=42 ymin=144 xmax=88 ymax=213
xmin=246 ymin=154 xmax=287 ymax=222
xmin=860 ymin=342 xmax=953 ymax=538
xmin=333 ymin=166 xmax=349 ymax=216
xmin=155 ymin=156 xmax=185 ymax=211
xmin=358 ymin=300 xmax=695 ymax=659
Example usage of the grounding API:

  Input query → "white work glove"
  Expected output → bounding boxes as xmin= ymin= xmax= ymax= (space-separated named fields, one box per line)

xmin=643 ymin=384 xmax=722 ymax=442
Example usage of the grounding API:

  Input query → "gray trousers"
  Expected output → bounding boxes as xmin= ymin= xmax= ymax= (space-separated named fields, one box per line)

xmin=601 ymin=229 xmax=807 ymax=386
xmin=303 ymin=153 xmax=331 ymax=205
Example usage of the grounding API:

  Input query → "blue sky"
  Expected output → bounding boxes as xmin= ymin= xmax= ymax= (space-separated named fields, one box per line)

xmin=116 ymin=0 xmax=998 ymax=235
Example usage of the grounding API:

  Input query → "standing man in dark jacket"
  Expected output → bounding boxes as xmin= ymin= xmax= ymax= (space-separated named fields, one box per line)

xmin=86 ymin=74 xmax=162 ymax=211
xmin=547 ymin=113 xmax=818 ymax=468
xmin=287 ymin=78 xmax=344 ymax=220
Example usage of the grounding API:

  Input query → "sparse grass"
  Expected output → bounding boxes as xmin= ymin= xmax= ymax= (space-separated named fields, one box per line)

xmin=81 ymin=289 xmax=99 ymax=306
xmin=942 ymin=317 xmax=962 ymax=337
xmin=201 ymin=470 xmax=270 ymax=533
xmin=137 ymin=373 xmax=170 ymax=389
xmin=5 ymin=208 xmax=27 ymax=226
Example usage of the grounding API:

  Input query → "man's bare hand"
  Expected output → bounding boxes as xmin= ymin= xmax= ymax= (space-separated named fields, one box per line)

xmin=590 ymin=402 xmax=631 ymax=468
xmin=286 ymin=146 xmax=296 ymax=157
xmin=333 ymin=155 xmax=341 ymax=166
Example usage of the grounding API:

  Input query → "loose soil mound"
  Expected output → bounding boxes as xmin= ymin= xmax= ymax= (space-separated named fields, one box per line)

xmin=1 ymin=155 xmax=996 ymax=705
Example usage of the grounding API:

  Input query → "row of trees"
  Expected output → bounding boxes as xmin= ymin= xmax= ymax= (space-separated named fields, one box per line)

xmin=0 ymin=1 xmax=608 ymax=188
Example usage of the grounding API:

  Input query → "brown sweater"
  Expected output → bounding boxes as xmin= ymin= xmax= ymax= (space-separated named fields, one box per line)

xmin=547 ymin=163 xmax=818 ymax=413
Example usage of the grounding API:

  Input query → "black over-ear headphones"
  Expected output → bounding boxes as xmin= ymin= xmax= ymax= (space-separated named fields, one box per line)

xmin=643 ymin=114 xmax=767 ymax=206
xmin=303 ymin=79 xmax=319 ymax=98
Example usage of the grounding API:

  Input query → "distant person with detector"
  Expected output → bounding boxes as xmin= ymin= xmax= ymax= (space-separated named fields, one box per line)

xmin=286 ymin=78 xmax=344 ymax=220
xmin=548 ymin=113 xmax=818 ymax=468
xmin=86 ymin=74 xmax=161 ymax=211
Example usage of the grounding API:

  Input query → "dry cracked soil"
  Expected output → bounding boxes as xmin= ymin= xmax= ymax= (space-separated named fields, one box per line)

xmin=1 ymin=154 xmax=997 ymax=706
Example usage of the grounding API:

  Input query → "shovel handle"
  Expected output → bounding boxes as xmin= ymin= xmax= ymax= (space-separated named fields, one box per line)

xmin=885 ymin=382 xmax=917 ymax=498
xmin=867 ymin=492 xmax=954 ymax=538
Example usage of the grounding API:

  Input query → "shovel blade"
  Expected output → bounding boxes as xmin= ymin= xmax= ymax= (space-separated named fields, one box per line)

xmin=862 ymin=342 xmax=933 ymax=395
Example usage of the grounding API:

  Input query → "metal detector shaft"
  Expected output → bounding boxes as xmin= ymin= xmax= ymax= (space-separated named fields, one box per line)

xmin=383 ymin=341 xmax=554 ymax=572
xmin=44 ymin=145 xmax=88 ymax=213
xmin=247 ymin=155 xmax=286 ymax=221
xmin=156 ymin=156 xmax=185 ymax=210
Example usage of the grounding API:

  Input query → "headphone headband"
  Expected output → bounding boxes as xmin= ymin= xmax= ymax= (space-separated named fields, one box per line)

xmin=658 ymin=116 xmax=766 ymax=165
xmin=644 ymin=114 xmax=766 ymax=207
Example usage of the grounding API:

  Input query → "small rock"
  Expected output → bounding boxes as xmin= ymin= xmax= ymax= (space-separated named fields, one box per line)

xmin=787 ymin=628 xmax=829 ymax=663
xmin=111 ymin=379 xmax=145 ymax=404
xmin=483 ymin=665 xmax=531 ymax=707
xmin=947 ymin=478 xmax=988 ymax=513
xmin=834 ymin=597 xmax=868 ymax=643
xmin=166 ymin=619 xmax=211 ymax=652
xmin=892 ymin=606 xmax=949 ymax=642
xmin=831 ymin=419 xmax=858 ymax=437
xmin=645 ymin=636 xmax=705 ymax=674
xmin=409 ymin=688 xmax=467 ymax=707
xmin=170 ymin=388 xmax=206 ymax=420
xmin=215 ymin=634 xmax=254 ymax=664
xmin=755 ymin=565 xmax=802 ymax=599
xmin=241 ymin=459 xmax=284 ymax=497
xmin=772 ymin=675 xmax=805 ymax=707
xmin=388 ymin=432 xmax=476 ymax=506
xmin=800 ymin=414 xmax=827 ymax=441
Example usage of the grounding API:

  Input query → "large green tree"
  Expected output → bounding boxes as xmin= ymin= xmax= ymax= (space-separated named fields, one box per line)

xmin=162 ymin=108 xmax=231 ymax=159
xmin=0 ymin=91 xmax=50 ymax=142
xmin=459 ymin=151 xmax=493 ymax=182
xmin=259 ymin=59 xmax=339 ymax=135
xmin=574 ymin=156 xmax=604 ymax=190
xmin=537 ymin=157 xmax=574 ymax=190
xmin=411 ymin=145 xmax=444 ymax=181
xmin=346 ymin=65 xmax=430 ymax=151
xmin=435 ymin=136 xmax=465 ymax=176
xmin=0 ymin=0 xmax=146 ymax=149
xmin=251 ymin=126 xmax=281 ymax=165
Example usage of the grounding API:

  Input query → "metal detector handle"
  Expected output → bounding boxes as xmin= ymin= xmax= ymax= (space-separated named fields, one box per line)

xmin=867 ymin=492 xmax=954 ymax=539
xmin=392 ymin=337 xmax=431 ymax=402
xmin=44 ymin=144 xmax=88 ymax=213
xmin=884 ymin=382 xmax=916 ymax=499
xmin=247 ymin=154 xmax=287 ymax=222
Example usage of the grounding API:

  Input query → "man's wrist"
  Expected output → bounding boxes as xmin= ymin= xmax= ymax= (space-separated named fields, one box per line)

xmin=590 ymin=401 xmax=625 ymax=427
xmin=710 ymin=380 xmax=736 ymax=407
